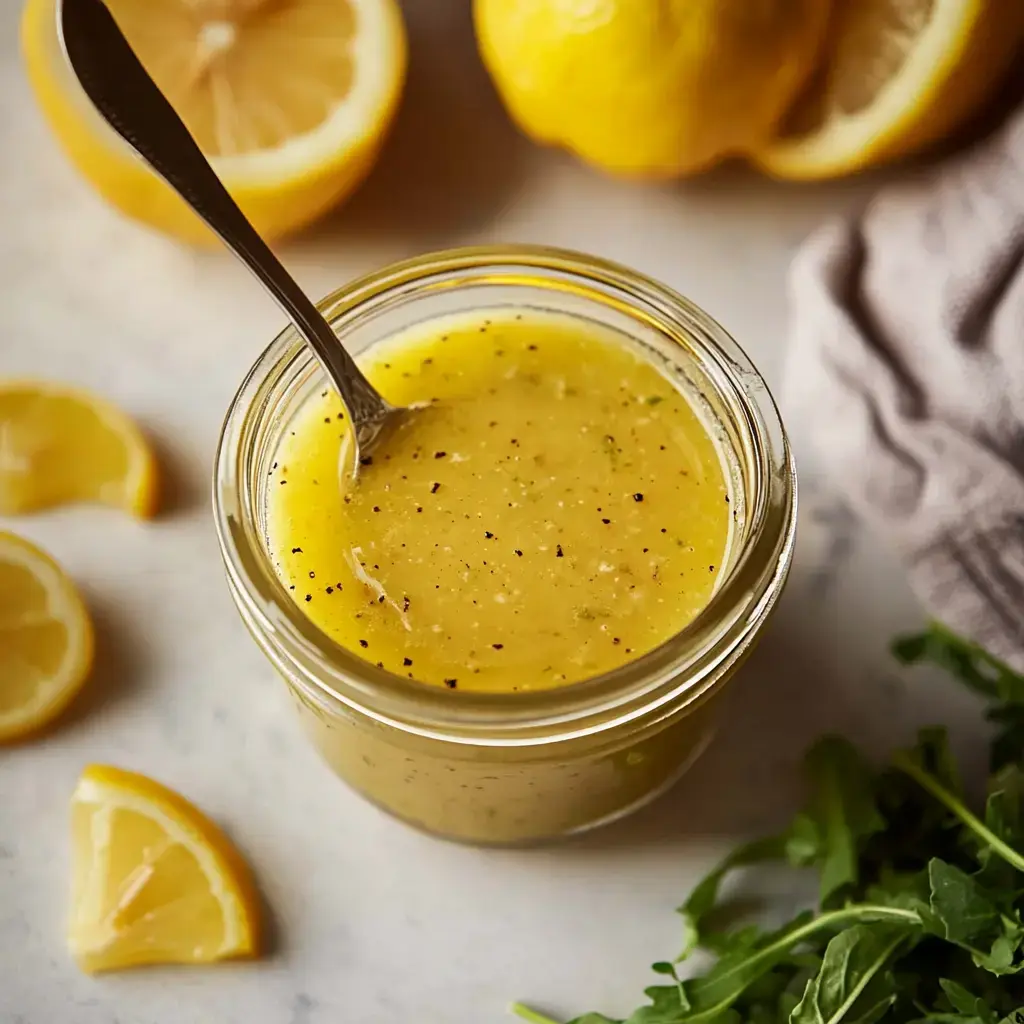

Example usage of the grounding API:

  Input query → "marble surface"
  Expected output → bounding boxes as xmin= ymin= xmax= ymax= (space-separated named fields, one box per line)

xmin=0 ymin=2 xmax=993 ymax=1021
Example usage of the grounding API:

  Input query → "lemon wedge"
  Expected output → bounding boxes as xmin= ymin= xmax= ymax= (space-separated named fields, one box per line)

xmin=755 ymin=0 xmax=1024 ymax=179
xmin=0 ymin=381 xmax=157 ymax=517
xmin=0 ymin=531 xmax=93 ymax=743
xmin=69 ymin=764 xmax=261 ymax=973
xmin=22 ymin=0 xmax=407 ymax=243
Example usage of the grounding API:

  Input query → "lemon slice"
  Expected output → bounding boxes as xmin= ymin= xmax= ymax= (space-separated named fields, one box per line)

xmin=69 ymin=764 xmax=261 ymax=973
xmin=0 ymin=381 xmax=157 ymax=517
xmin=22 ymin=0 xmax=407 ymax=243
xmin=755 ymin=0 xmax=1024 ymax=180
xmin=0 ymin=531 xmax=93 ymax=743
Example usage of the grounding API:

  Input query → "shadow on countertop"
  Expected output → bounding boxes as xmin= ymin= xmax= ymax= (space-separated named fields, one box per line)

xmin=301 ymin=0 xmax=536 ymax=249
xmin=55 ymin=588 xmax=148 ymax=737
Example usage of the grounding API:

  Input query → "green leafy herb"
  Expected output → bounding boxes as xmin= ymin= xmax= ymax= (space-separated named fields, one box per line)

xmin=789 ymin=924 xmax=909 ymax=1024
xmin=513 ymin=626 xmax=1024 ymax=1024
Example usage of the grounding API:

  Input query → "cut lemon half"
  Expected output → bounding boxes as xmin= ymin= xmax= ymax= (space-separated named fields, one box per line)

xmin=22 ymin=0 xmax=407 ymax=243
xmin=474 ymin=0 xmax=829 ymax=178
xmin=755 ymin=0 xmax=1024 ymax=180
xmin=69 ymin=764 xmax=261 ymax=973
xmin=0 ymin=381 xmax=157 ymax=517
xmin=0 ymin=531 xmax=93 ymax=743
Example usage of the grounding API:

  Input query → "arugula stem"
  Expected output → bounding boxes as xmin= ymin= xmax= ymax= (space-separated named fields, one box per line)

xmin=892 ymin=751 xmax=1024 ymax=874
xmin=510 ymin=1002 xmax=562 ymax=1024
xmin=682 ymin=905 xmax=919 ymax=1023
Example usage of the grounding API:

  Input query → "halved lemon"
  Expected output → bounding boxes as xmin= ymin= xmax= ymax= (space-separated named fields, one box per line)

xmin=0 ymin=531 xmax=94 ymax=743
xmin=22 ymin=0 xmax=407 ymax=243
xmin=755 ymin=0 xmax=1024 ymax=180
xmin=474 ymin=0 xmax=829 ymax=178
xmin=69 ymin=764 xmax=261 ymax=973
xmin=0 ymin=381 xmax=157 ymax=517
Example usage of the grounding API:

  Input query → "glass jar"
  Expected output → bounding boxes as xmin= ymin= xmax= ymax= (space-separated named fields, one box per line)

xmin=213 ymin=246 xmax=796 ymax=846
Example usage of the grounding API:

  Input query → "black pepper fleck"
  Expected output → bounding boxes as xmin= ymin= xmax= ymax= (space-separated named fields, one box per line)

xmin=444 ymin=678 xmax=458 ymax=689
xmin=403 ymin=657 xmax=413 ymax=666
xmin=633 ymin=493 xmax=644 ymax=502
xmin=434 ymin=451 xmax=447 ymax=459
xmin=514 ymin=549 xmax=523 ymax=557
xmin=492 ymin=643 xmax=504 ymax=650
xmin=360 ymin=456 xmax=373 ymax=466
xmin=291 ymin=547 xmax=302 ymax=553
xmin=556 ymin=544 xmax=564 ymax=557
xmin=485 ymin=531 xmax=494 ymax=539
xmin=326 ymin=587 xmax=334 ymax=594
xmin=430 ymin=482 xmax=440 ymax=494
xmin=602 ymin=518 xmax=611 ymax=525
xmin=304 ymin=594 xmax=312 ymax=602
xmin=359 ymin=639 xmax=369 ymax=648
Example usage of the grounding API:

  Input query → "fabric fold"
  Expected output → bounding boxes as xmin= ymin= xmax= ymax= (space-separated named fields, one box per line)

xmin=786 ymin=107 xmax=1024 ymax=668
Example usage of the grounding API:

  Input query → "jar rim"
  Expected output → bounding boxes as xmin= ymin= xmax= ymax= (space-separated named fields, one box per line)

xmin=213 ymin=244 xmax=797 ymax=745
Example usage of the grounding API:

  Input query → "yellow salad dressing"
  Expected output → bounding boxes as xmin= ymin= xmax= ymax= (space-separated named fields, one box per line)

xmin=266 ymin=312 xmax=732 ymax=693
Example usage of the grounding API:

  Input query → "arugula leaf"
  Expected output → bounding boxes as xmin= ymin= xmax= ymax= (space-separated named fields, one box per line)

xmin=998 ymin=1012 xmax=1024 ymax=1024
xmin=789 ymin=924 xmax=908 ymax=1024
xmin=800 ymin=737 xmax=886 ymax=905
xmin=895 ymin=626 xmax=1024 ymax=773
xmin=892 ymin=626 xmax=1024 ymax=706
xmin=938 ymin=978 xmax=998 ymax=1022
xmin=676 ymin=835 xmax=788 ymax=960
xmin=927 ymin=860 xmax=1004 ymax=948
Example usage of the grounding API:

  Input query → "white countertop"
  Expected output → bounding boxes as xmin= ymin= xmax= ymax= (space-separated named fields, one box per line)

xmin=0 ymin=2 xmax=993 ymax=1021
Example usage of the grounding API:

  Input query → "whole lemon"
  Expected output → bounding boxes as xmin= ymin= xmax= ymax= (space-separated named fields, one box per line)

xmin=474 ymin=0 xmax=830 ymax=178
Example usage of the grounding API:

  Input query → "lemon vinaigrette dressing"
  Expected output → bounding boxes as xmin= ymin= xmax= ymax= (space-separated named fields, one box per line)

xmin=266 ymin=312 xmax=733 ymax=693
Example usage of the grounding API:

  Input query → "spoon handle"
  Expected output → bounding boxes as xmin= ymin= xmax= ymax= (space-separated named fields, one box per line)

xmin=58 ymin=0 xmax=389 ymax=429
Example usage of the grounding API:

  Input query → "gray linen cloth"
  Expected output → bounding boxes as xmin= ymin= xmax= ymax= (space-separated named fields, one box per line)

xmin=786 ymin=108 xmax=1024 ymax=669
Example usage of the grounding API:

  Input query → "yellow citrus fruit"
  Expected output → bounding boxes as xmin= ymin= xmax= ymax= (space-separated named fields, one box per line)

xmin=21 ymin=0 xmax=407 ymax=243
xmin=0 ymin=381 xmax=158 ymax=517
xmin=756 ymin=0 xmax=1024 ymax=179
xmin=473 ymin=0 xmax=830 ymax=178
xmin=0 ymin=531 xmax=93 ymax=744
xmin=69 ymin=764 xmax=261 ymax=973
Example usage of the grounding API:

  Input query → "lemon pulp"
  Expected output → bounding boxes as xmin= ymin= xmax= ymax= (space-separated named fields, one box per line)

xmin=69 ymin=764 xmax=260 ymax=973
xmin=0 ymin=531 xmax=93 ymax=743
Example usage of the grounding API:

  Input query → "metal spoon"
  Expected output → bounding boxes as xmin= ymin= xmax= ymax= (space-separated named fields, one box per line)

xmin=58 ymin=0 xmax=403 ymax=471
